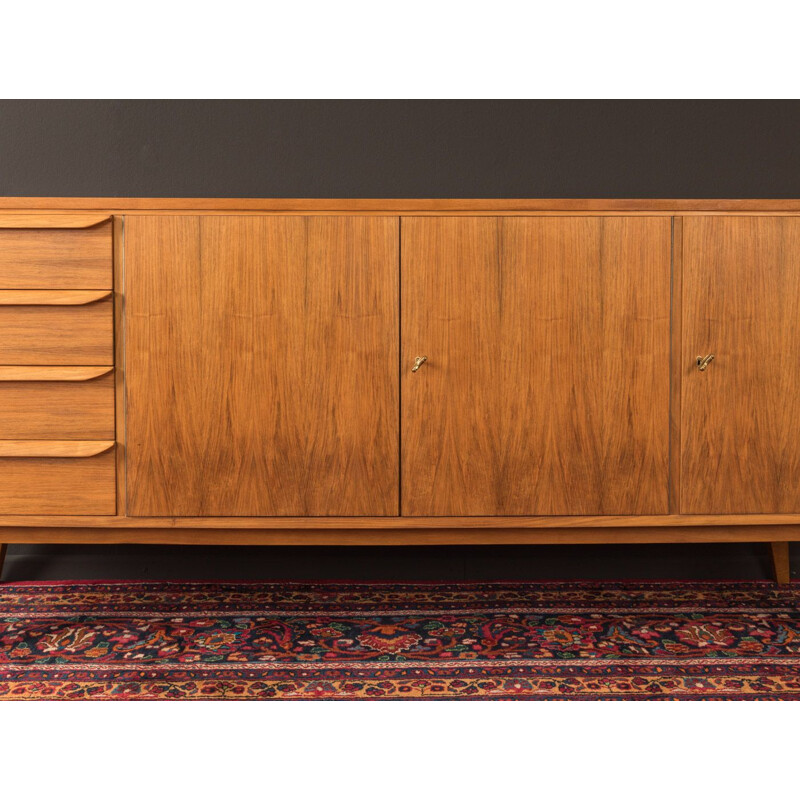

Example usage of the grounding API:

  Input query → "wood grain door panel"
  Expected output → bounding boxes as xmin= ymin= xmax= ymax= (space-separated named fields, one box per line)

xmin=681 ymin=216 xmax=800 ymax=513
xmin=125 ymin=215 xmax=399 ymax=517
xmin=401 ymin=216 xmax=671 ymax=516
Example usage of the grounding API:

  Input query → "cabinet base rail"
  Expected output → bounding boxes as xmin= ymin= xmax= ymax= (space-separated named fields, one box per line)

xmin=0 ymin=524 xmax=799 ymax=545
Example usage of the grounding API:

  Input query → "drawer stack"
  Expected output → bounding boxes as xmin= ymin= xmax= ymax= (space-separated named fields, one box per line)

xmin=0 ymin=217 xmax=116 ymax=514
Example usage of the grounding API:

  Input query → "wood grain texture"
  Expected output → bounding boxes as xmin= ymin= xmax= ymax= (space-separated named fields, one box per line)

xmin=3 ymin=198 xmax=800 ymax=212
xmin=0 ymin=441 xmax=114 ymax=457
xmin=3 ymin=513 xmax=800 ymax=529
xmin=0 ymin=450 xmax=116 ymax=515
xmin=669 ymin=217 xmax=683 ymax=513
xmin=0 ymin=524 xmax=798 ymax=546
xmin=0 ymin=220 xmax=112 ymax=288
xmin=771 ymin=542 xmax=791 ymax=584
xmin=402 ymin=216 xmax=671 ymax=515
xmin=0 ymin=214 xmax=111 ymax=229
xmin=125 ymin=215 xmax=399 ymax=516
xmin=113 ymin=215 xmax=126 ymax=515
xmin=682 ymin=217 xmax=800 ymax=513
xmin=0 ymin=366 xmax=112 ymax=381
xmin=0 ymin=199 xmax=796 ymax=552
xmin=0 ymin=290 xmax=110 ymax=305
xmin=0 ymin=296 xmax=113 ymax=364
xmin=0 ymin=371 xmax=115 ymax=439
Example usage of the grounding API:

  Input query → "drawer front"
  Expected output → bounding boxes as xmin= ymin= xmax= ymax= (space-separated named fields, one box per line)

xmin=0 ymin=443 xmax=116 ymax=515
xmin=0 ymin=367 xmax=115 ymax=439
xmin=0 ymin=293 xmax=113 ymax=365
xmin=0 ymin=220 xmax=112 ymax=289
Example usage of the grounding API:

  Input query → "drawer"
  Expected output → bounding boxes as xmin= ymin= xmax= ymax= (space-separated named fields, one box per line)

xmin=0 ymin=367 xmax=115 ymax=439
xmin=0 ymin=218 xmax=112 ymax=289
xmin=0 ymin=441 xmax=116 ymax=515
xmin=0 ymin=291 xmax=113 ymax=365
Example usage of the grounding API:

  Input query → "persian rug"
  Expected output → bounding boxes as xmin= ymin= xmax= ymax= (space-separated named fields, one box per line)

xmin=0 ymin=580 xmax=799 ymax=700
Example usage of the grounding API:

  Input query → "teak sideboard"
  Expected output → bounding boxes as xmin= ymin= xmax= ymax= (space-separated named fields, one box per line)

xmin=0 ymin=198 xmax=798 ymax=583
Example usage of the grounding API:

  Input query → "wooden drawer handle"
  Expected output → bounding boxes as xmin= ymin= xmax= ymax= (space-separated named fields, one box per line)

xmin=0 ymin=440 xmax=115 ymax=458
xmin=0 ymin=366 xmax=113 ymax=382
xmin=0 ymin=290 xmax=112 ymax=306
xmin=0 ymin=214 xmax=111 ymax=229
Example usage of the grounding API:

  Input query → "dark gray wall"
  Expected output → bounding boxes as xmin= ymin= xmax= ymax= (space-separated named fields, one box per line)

xmin=1 ymin=100 xmax=799 ymax=198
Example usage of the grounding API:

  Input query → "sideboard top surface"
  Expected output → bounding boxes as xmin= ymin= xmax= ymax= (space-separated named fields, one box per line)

xmin=1 ymin=198 xmax=800 ymax=214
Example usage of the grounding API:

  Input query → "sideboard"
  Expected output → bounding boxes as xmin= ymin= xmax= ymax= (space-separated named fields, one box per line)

xmin=0 ymin=198 xmax=797 ymax=583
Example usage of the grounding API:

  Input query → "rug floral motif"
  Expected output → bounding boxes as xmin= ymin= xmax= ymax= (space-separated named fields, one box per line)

xmin=1 ymin=581 xmax=799 ymax=699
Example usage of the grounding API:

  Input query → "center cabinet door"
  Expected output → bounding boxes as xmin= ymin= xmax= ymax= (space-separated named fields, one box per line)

xmin=125 ymin=216 xmax=399 ymax=516
xmin=401 ymin=217 xmax=671 ymax=516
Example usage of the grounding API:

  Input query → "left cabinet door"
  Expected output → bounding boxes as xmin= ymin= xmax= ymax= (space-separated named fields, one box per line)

xmin=125 ymin=216 xmax=399 ymax=516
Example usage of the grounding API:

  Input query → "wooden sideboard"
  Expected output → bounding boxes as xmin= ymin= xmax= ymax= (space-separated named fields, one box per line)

xmin=0 ymin=198 xmax=798 ymax=583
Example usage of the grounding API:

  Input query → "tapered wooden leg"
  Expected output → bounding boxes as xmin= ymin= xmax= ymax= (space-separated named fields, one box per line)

xmin=770 ymin=542 xmax=791 ymax=585
xmin=0 ymin=543 xmax=7 ymax=581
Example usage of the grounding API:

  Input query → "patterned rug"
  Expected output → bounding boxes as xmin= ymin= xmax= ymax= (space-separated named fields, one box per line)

xmin=0 ymin=580 xmax=799 ymax=700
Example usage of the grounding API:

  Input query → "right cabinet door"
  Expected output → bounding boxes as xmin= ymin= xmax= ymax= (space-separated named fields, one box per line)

xmin=401 ymin=216 xmax=671 ymax=516
xmin=681 ymin=216 xmax=800 ymax=513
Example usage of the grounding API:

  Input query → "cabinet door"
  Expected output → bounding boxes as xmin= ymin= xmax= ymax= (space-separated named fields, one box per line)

xmin=681 ymin=217 xmax=800 ymax=513
xmin=125 ymin=216 xmax=399 ymax=516
xmin=401 ymin=216 xmax=671 ymax=516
